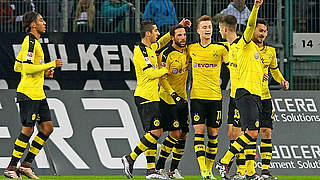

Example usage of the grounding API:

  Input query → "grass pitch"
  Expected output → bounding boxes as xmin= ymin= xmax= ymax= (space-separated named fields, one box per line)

xmin=5 ymin=176 xmax=318 ymax=180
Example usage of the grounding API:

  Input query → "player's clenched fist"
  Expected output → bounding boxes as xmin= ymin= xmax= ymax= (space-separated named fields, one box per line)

xmin=55 ymin=59 xmax=63 ymax=68
xmin=254 ymin=0 xmax=263 ymax=7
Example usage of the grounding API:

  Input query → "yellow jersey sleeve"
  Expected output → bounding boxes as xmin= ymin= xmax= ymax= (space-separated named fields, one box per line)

xmin=243 ymin=6 xmax=259 ymax=44
xmin=269 ymin=48 xmax=285 ymax=83
xmin=159 ymin=48 xmax=175 ymax=95
xmin=151 ymin=32 xmax=171 ymax=52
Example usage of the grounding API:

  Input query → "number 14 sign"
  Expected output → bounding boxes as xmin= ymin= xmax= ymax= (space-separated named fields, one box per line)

xmin=293 ymin=33 xmax=320 ymax=56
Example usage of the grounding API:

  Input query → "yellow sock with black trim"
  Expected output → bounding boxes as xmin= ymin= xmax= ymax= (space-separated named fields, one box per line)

xmin=9 ymin=133 xmax=31 ymax=167
xmin=228 ymin=140 xmax=235 ymax=167
xmin=261 ymin=139 xmax=272 ymax=171
xmin=245 ymin=138 xmax=257 ymax=176
xmin=170 ymin=139 xmax=186 ymax=172
xmin=220 ymin=133 xmax=251 ymax=165
xmin=130 ymin=132 xmax=158 ymax=161
xmin=206 ymin=135 xmax=218 ymax=171
xmin=145 ymin=143 xmax=157 ymax=170
xmin=24 ymin=131 xmax=48 ymax=164
xmin=156 ymin=135 xmax=177 ymax=170
xmin=236 ymin=149 xmax=246 ymax=176
xmin=194 ymin=134 xmax=206 ymax=171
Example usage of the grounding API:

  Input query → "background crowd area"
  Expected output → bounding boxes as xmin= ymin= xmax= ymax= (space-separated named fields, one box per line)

xmin=0 ymin=0 xmax=319 ymax=41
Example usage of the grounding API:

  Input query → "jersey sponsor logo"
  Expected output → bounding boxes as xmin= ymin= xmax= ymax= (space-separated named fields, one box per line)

xmin=213 ymin=53 xmax=218 ymax=57
xmin=172 ymin=68 xmax=178 ymax=74
xmin=193 ymin=62 xmax=217 ymax=68
xmin=230 ymin=62 xmax=237 ymax=68
xmin=254 ymin=52 xmax=260 ymax=59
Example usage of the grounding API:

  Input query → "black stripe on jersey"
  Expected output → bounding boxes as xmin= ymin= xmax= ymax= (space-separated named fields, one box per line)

xmin=24 ymin=60 xmax=33 ymax=64
xmin=161 ymin=46 xmax=175 ymax=63
xmin=270 ymin=66 xmax=278 ymax=70
xmin=15 ymin=59 xmax=22 ymax=63
xmin=143 ymin=64 xmax=153 ymax=71
xmin=231 ymin=37 xmax=241 ymax=45
xmin=214 ymin=42 xmax=229 ymax=52
xmin=28 ymin=33 xmax=36 ymax=54
xmin=242 ymin=35 xmax=251 ymax=44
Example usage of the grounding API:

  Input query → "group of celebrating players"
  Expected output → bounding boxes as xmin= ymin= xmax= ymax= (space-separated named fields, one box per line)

xmin=3 ymin=0 xmax=290 ymax=179
xmin=121 ymin=0 xmax=289 ymax=179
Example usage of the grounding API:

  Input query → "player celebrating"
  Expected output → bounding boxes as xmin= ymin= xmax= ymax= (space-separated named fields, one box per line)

xmin=252 ymin=18 xmax=289 ymax=180
xmin=217 ymin=14 xmax=246 ymax=180
xmin=155 ymin=24 xmax=189 ymax=179
xmin=188 ymin=15 xmax=229 ymax=179
xmin=121 ymin=19 xmax=191 ymax=179
xmin=4 ymin=11 xmax=62 ymax=179
xmin=216 ymin=0 xmax=264 ymax=180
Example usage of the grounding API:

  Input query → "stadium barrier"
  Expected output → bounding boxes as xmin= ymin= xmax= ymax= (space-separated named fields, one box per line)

xmin=0 ymin=90 xmax=319 ymax=176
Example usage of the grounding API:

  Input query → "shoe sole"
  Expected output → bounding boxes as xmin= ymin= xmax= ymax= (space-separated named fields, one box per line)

xmin=121 ymin=157 xmax=133 ymax=179
xmin=18 ymin=170 xmax=38 ymax=179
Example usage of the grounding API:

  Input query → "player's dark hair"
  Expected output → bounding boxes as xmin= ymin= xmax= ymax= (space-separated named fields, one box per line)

xmin=196 ymin=15 xmax=212 ymax=29
xmin=216 ymin=14 xmax=237 ymax=32
xmin=140 ymin=21 xmax=156 ymax=38
xmin=256 ymin=18 xmax=268 ymax=27
xmin=22 ymin=11 xmax=39 ymax=32
xmin=169 ymin=24 xmax=185 ymax=36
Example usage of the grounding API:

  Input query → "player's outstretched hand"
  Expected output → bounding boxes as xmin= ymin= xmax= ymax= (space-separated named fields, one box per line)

xmin=45 ymin=69 xmax=54 ymax=78
xmin=179 ymin=18 xmax=192 ymax=28
xmin=281 ymin=80 xmax=289 ymax=90
xmin=254 ymin=0 xmax=263 ymax=7
xmin=55 ymin=59 xmax=63 ymax=68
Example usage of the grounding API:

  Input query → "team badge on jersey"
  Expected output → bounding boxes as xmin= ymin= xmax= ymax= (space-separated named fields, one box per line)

xmin=172 ymin=68 xmax=179 ymax=74
xmin=254 ymin=52 xmax=260 ymax=59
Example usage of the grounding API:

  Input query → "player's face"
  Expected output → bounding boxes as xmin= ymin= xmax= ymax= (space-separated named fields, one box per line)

xmin=253 ymin=23 xmax=268 ymax=44
xmin=172 ymin=28 xmax=187 ymax=48
xmin=218 ymin=22 xmax=227 ymax=39
xmin=150 ymin=25 xmax=160 ymax=43
xmin=197 ymin=20 xmax=212 ymax=40
xmin=35 ymin=14 xmax=46 ymax=34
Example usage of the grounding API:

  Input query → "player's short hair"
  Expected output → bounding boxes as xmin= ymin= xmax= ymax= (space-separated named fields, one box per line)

xmin=215 ymin=14 xmax=237 ymax=32
xmin=256 ymin=18 xmax=268 ymax=27
xmin=140 ymin=21 xmax=156 ymax=38
xmin=196 ymin=15 xmax=212 ymax=29
xmin=22 ymin=11 xmax=39 ymax=32
xmin=169 ymin=24 xmax=185 ymax=36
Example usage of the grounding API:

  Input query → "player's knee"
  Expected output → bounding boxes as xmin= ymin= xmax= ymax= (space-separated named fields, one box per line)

xmin=227 ymin=130 xmax=233 ymax=139
xmin=247 ymin=130 xmax=259 ymax=139
xmin=42 ymin=126 xmax=53 ymax=137
xmin=169 ymin=130 xmax=181 ymax=140
xmin=150 ymin=128 xmax=163 ymax=138
xmin=260 ymin=128 xmax=272 ymax=139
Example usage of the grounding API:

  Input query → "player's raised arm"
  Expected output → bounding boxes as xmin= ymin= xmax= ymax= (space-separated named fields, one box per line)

xmin=243 ymin=0 xmax=263 ymax=43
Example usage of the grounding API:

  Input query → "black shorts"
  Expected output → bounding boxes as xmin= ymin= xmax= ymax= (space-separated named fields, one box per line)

xmin=235 ymin=89 xmax=261 ymax=131
xmin=135 ymin=96 xmax=162 ymax=132
xmin=160 ymin=99 xmax=189 ymax=133
xmin=227 ymin=97 xmax=241 ymax=127
xmin=260 ymin=99 xmax=273 ymax=129
xmin=190 ymin=99 xmax=222 ymax=128
xmin=19 ymin=99 xmax=52 ymax=127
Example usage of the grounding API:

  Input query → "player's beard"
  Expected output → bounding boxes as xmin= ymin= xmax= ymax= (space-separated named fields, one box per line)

xmin=175 ymin=40 xmax=186 ymax=48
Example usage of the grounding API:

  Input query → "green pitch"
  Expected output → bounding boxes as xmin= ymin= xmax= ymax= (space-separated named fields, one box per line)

xmin=7 ymin=176 xmax=319 ymax=180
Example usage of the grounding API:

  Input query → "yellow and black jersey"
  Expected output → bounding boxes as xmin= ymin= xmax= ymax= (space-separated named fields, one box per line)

xmin=188 ymin=42 xmax=229 ymax=100
xmin=14 ymin=33 xmax=56 ymax=101
xmin=133 ymin=33 xmax=171 ymax=103
xmin=260 ymin=45 xmax=285 ymax=100
xmin=235 ymin=5 xmax=264 ymax=98
xmin=228 ymin=37 xmax=241 ymax=99
xmin=158 ymin=45 xmax=189 ymax=104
